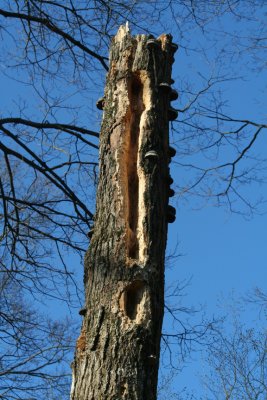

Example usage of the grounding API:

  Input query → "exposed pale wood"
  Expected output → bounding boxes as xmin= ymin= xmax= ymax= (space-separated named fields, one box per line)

xmin=71 ymin=24 xmax=176 ymax=400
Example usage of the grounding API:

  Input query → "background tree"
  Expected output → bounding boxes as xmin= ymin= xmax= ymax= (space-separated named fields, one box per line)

xmin=0 ymin=273 xmax=75 ymax=400
xmin=202 ymin=291 xmax=267 ymax=399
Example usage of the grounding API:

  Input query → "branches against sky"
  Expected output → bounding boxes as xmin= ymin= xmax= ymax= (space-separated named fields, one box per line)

xmin=0 ymin=0 xmax=267 ymax=396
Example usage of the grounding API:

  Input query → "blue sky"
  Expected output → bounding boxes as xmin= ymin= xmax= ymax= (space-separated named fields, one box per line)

xmin=159 ymin=6 xmax=267 ymax=395
xmin=1 ymin=3 xmax=267 ymax=398
xmin=166 ymin=205 xmax=267 ymax=394
xmin=176 ymin=207 xmax=267 ymax=304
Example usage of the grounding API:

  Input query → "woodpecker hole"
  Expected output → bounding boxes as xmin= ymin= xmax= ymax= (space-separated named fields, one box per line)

xmin=120 ymin=280 xmax=146 ymax=321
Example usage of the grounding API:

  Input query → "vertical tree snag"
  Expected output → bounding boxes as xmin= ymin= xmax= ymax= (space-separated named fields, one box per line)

xmin=71 ymin=24 xmax=177 ymax=400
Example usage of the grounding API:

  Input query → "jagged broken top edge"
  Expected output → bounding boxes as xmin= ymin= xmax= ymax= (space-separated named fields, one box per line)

xmin=114 ymin=22 xmax=130 ymax=42
xmin=114 ymin=22 xmax=173 ymax=48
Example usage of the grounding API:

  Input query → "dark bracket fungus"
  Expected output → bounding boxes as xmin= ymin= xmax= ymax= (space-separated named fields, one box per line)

xmin=167 ymin=205 xmax=176 ymax=223
xmin=167 ymin=176 xmax=174 ymax=185
xmin=158 ymin=83 xmax=178 ymax=102
xmin=146 ymin=39 xmax=160 ymax=49
xmin=96 ymin=97 xmax=104 ymax=110
xmin=168 ymin=146 xmax=176 ymax=158
xmin=168 ymin=188 xmax=175 ymax=197
xmin=144 ymin=150 xmax=159 ymax=160
xmin=79 ymin=308 xmax=87 ymax=316
xmin=168 ymin=106 xmax=178 ymax=121
xmin=170 ymin=43 xmax=179 ymax=53
xmin=170 ymin=88 xmax=178 ymax=101
xmin=158 ymin=82 xmax=172 ymax=92
xmin=87 ymin=228 xmax=94 ymax=239
xmin=148 ymin=354 xmax=157 ymax=363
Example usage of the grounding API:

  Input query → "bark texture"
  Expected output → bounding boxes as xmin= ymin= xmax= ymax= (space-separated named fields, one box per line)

xmin=71 ymin=24 xmax=176 ymax=400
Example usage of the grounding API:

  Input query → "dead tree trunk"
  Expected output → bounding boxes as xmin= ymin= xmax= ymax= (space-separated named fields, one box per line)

xmin=70 ymin=24 xmax=177 ymax=400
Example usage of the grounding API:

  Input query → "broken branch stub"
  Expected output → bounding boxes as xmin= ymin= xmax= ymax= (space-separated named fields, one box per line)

xmin=71 ymin=25 xmax=177 ymax=400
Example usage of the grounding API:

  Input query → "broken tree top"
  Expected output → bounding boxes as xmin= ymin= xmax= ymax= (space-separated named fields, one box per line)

xmin=93 ymin=23 xmax=178 ymax=263
xmin=114 ymin=22 xmax=178 ymax=52
xmin=109 ymin=23 xmax=178 ymax=79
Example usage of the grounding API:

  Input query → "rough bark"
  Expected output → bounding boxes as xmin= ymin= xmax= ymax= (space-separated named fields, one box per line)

xmin=71 ymin=24 xmax=177 ymax=400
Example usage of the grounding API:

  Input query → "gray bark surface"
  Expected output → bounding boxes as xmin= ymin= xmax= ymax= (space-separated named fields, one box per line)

xmin=71 ymin=25 xmax=176 ymax=400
